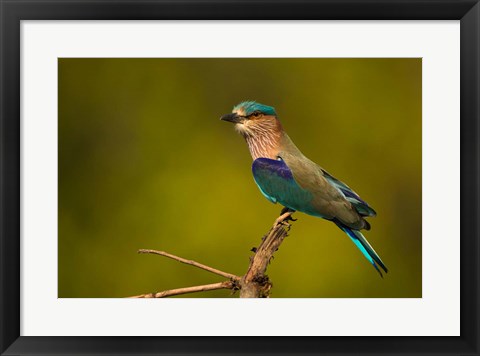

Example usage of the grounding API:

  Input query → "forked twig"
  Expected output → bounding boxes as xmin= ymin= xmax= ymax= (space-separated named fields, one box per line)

xmin=137 ymin=249 xmax=240 ymax=281
xmin=129 ymin=212 xmax=294 ymax=298
xmin=129 ymin=281 xmax=235 ymax=298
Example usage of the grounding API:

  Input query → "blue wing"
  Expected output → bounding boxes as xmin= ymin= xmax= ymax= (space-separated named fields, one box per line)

xmin=252 ymin=158 xmax=316 ymax=214
xmin=321 ymin=169 xmax=376 ymax=217
xmin=253 ymin=158 xmax=386 ymax=275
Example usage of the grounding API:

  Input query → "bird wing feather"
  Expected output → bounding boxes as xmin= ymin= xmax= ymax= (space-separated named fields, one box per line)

xmin=251 ymin=158 xmax=319 ymax=216
xmin=278 ymin=152 xmax=369 ymax=229
xmin=321 ymin=169 xmax=377 ymax=217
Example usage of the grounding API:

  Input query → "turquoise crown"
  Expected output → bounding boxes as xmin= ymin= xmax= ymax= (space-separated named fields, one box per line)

xmin=233 ymin=101 xmax=277 ymax=116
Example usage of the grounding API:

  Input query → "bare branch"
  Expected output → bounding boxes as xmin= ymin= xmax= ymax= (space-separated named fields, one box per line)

xmin=129 ymin=281 xmax=235 ymax=298
xmin=132 ymin=211 xmax=295 ymax=298
xmin=138 ymin=249 xmax=240 ymax=281
xmin=240 ymin=211 xmax=294 ymax=298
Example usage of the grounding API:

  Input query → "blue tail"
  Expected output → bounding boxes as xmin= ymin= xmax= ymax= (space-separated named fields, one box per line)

xmin=335 ymin=222 xmax=388 ymax=277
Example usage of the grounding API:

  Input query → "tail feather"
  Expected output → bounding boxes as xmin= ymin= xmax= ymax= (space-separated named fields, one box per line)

xmin=335 ymin=222 xmax=388 ymax=277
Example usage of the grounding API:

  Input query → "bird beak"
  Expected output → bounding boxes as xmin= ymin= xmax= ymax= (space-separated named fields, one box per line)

xmin=220 ymin=113 xmax=243 ymax=124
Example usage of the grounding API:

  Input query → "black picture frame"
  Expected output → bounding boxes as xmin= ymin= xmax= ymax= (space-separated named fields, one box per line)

xmin=1 ymin=1 xmax=479 ymax=355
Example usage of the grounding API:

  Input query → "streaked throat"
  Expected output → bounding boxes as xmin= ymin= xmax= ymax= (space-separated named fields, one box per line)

xmin=236 ymin=121 xmax=282 ymax=160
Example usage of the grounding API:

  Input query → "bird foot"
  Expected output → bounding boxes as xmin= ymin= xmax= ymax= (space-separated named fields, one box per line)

xmin=284 ymin=214 xmax=297 ymax=222
xmin=273 ymin=211 xmax=295 ymax=228
xmin=280 ymin=207 xmax=295 ymax=215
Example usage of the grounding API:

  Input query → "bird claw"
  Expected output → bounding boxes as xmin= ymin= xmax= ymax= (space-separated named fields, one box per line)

xmin=285 ymin=215 xmax=297 ymax=222
xmin=273 ymin=211 xmax=295 ymax=228
xmin=280 ymin=207 xmax=295 ymax=215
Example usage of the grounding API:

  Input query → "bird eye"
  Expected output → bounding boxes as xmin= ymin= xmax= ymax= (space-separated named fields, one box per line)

xmin=252 ymin=111 xmax=262 ymax=118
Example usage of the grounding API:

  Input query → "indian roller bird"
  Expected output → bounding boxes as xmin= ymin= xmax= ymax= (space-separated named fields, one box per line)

xmin=221 ymin=101 xmax=388 ymax=276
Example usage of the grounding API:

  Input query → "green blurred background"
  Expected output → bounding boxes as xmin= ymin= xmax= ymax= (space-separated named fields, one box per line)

xmin=58 ymin=58 xmax=421 ymax=298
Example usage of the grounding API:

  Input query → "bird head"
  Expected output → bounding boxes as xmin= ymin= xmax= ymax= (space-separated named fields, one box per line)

xmin=220 ymin=101 xmax=280 ymax=137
